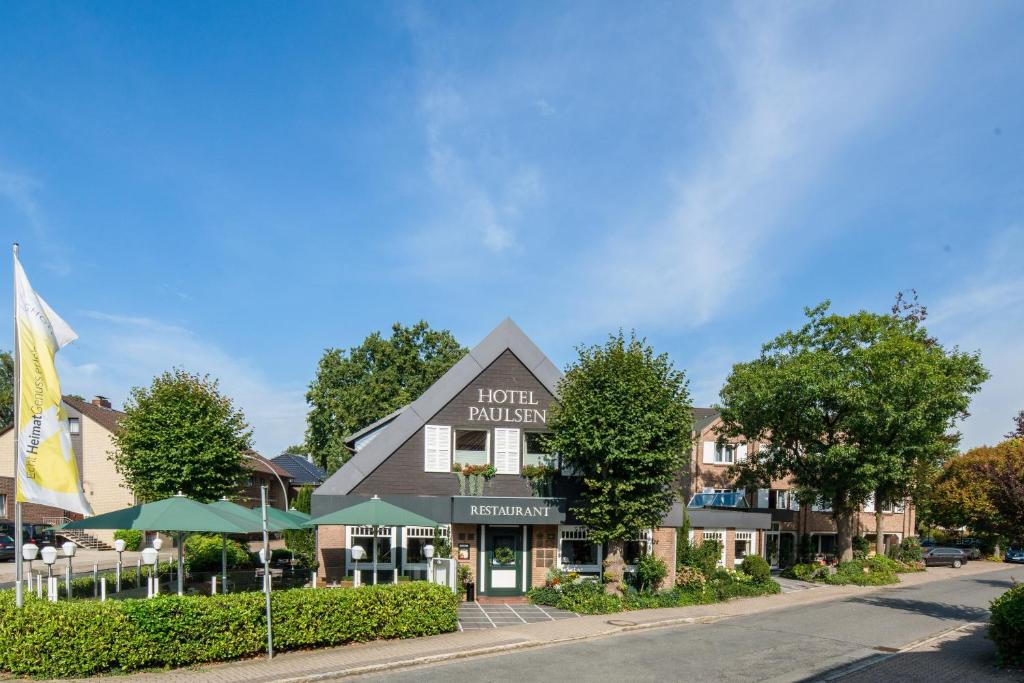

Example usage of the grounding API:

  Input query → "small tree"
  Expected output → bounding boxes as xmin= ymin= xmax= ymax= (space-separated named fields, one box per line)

xmin=719 ymin=301 xmax=987 ymax=562
xmin=546 ymin=331 xmax=693 ymax=595
xmin=1007 ymin=410 xmax=1024 ymax=440
xmin=111 ymin=369 xmax=251 ymax=502
xmin=0 ymin=350 xmax=12 ymax=430
xmin=305 ymin=321 xmax=467 ymax=472
xmin=284 ymin=484 xmax=317 ymax=568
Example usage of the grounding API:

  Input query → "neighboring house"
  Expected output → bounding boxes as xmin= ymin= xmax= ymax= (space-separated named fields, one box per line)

xmin=0 ymin=395 xmax=294 ymax=546
xmin=686 ymin=410 xmax=916 ymax=568
xmin=313 ymin=319 xmax=683 ymax=596
xmin=271 ymin=452 xmax=326 ymax=497
xmin=239 ymin=450 xmax=294 ymax=511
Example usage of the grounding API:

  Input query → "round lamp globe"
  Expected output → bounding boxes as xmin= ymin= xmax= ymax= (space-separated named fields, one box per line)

xmin=22 ymin=542 xmax=39 ymax=562
xmin=41 ymin=546 xmax=58 ymax=565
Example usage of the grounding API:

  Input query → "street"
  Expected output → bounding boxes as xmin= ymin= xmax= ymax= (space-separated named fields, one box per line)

xmin=353 ymin=566 xmax=1024 ymax=682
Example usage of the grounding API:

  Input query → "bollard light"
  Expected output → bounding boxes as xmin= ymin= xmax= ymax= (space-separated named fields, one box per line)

xmin=61 ymin=541 xmax=76 ymax=558
xmin=152 ymin=537 xmax=163 ymax=551
xmin=424 ymin=544 xmax=435 ymax=584
xmin=423 ymin=544 xmax=435 ymax=559
xmin=141 ymin=547 xmax=158 ymax=566
xmin=258 ymin=546 xmax=267 ymax=564
xmin=62 ymin=542 xmax=75 ymax=599
xmin=114 ymin=539 xmax=126 ymax=593
xmin=22 ymin=542 xmax=39 ymax=562
xmin=114 ymin=539 xmax=126 ymax=553
xmin=40 ymin=546 xmax=58 ymax=567
xmin=351 ymin=545 xmax=366 ymax=560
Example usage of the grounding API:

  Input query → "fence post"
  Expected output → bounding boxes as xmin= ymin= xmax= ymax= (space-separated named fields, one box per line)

xmin=212 ymin=575 xmax=217 ymax=595
xmin=93 ymin=563 xmax=98 ymax=598
xmin=100 ymin=577 xmax=107 ymax=602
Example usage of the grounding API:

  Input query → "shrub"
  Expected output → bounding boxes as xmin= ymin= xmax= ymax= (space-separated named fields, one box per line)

xmin=852 ymin=535 xmax=870 ymax=559
xmin=633 ymin=554 xmax=668 ymax=592
xmin=740 ymin=555 xmax=771 ymax=583
xmin=825 ymin=559 xmax=899 ymax=586
xmin=989 ymin=584 xmax=1024 ymax=666
xmin=687 ymin=539 xmax=724 ymax=578
xmin=113 ymin=529 xmax=144 ymax=551
xmin=0 ymin=582 xmax=457 ymax=678
xmin=781 ymin=563 xmax=828 ymax=582
xmin=710 ymin=571 xmax=781 ymax=601
xmin=271 ymin=549 xmax=293 ymax=563
xmin=674 ymin=565 xmax=706 ymax=591
xmin=184 ymin=534 xmax=252 ymax=573
xmin=557 ymin=581 xmax=623 ymax=615
xmin=526 ymin=586 xmax=560 ymax=606
xmin=893 ymin=537 xmax=923 ymax=564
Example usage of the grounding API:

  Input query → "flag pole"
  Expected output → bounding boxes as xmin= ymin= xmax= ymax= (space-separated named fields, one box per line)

xmin=12 ymin=243 xmax=24 ymax=608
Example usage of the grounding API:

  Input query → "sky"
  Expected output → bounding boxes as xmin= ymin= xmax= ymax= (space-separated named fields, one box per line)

xmin=1 ymin=2 xmax=1022 ymax=456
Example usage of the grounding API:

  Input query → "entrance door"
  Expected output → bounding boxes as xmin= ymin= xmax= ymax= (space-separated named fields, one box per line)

xmin=485 ymin=527 xmax=522 ymax=596
xmin=765 ymin=532 xmax=780 ymax=568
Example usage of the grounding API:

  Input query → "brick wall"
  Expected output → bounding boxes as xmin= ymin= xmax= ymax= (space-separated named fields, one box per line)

xmin=531 ymin=524 xmax=557 ymax=588
xmin=652 ymin=526 xmax=677 ymax=589
xmin=317 ymin=525 xmax=346 ymax=584
xmin=452 ymin=523 xmax=479 ymax=585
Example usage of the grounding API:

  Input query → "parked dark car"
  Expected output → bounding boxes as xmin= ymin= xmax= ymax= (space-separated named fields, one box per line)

xmin=922 ymin=547 xmax=968 ymax=568
xmin=0 ymin=534 xmax=15 ymax=562
xmin=954 ymin=539 xmax=982 ymax=560
xmin=1005 ymin=547 xmax=1024 ymax=564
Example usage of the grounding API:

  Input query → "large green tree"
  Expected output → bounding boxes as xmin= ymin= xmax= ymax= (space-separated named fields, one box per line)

xmin=111 ymin=369 xmax=252 ymax=502
xmin=546 ymin=331 xmax=693 ymax=595
xmin=719 ymin=301 xmax=987 ymax=562
xmin=305 ymin=321 xmax=466 ymax=472
xmin=0 ymin=350 xmax=12 ymax=430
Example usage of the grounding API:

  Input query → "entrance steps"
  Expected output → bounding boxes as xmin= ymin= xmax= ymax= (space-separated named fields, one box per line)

xmin=473 ymin=595 xmax=529 ymax=605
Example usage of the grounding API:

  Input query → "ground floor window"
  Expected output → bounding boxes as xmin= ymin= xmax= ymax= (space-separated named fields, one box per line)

xmin=812 ymin=533 xmax=837 ymax=558
xmin=348 ymin=526 xmax=396 ymax=568
xmin=559 ymin=526 xmax=601 ymax=573
xmin=734 ymin=530 xmax=757 ymax=565
xmin=701 ymin=529 xmax=727 ymax=567
xmin=624 ymin=529 xmax=653 ymax=569
xmin=402 ymin=525 xmax=450 ymax=570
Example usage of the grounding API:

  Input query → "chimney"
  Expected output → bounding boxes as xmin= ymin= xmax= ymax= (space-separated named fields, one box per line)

xmin=92 ymin=395 xmax=112 ymax=409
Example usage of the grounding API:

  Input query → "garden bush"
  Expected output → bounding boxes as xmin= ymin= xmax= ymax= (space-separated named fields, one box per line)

xmin=686 ymin=539 xmax=724 ymax=578
xmin=113 ymin=529 xmax=144 ymax=551
xmin=739 ymin=555 xmax=771 ymax=583
xmin=633 ymin=554 xmax=668 ymax=592
xmin=989 ymin=584 xmax=1024 ymax=666
xmin=852 ymin=535 xmax=870 ymax=559
xmin=890 ymin=537 xmax=924 ymax=564
xmin=781 ymin=563 xmax=828 ymax=582
xmin=0 ymin=582 xmax=456 ymax=678
xmin=711 ymin=574 xmax=781 ymax=601
xmin=184 ymin=534 xmax=252 ymax=572
xmin=674 ymin=565 xmax=706 ymax=591
xmin=825 ymin=558 xmax=899 ymax=586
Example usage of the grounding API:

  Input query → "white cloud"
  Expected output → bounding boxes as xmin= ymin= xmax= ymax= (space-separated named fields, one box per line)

xmin=929 ymin=227 xmax=1024 ymax=450
xmin=564 ymin=6 xmax=968 ymax=331
xmin=56 ymin=311 xmax=306 ymax=456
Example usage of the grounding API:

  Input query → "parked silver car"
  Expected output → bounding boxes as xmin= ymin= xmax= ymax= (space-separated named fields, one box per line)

xmin=0 ymin=535 xmax=15 ymax=562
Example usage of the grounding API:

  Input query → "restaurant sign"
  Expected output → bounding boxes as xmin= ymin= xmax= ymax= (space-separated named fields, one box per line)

xmin=452 ymin=496 xmax=566 ymax=524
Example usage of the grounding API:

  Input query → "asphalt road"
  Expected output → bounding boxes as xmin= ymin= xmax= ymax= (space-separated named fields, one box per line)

xmin=352 ymin=565 xmax=1024 ymax=682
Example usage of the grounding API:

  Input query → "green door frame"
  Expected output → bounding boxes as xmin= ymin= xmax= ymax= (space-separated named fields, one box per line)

xmin=485 ymin=526 xmax=523 ymax=596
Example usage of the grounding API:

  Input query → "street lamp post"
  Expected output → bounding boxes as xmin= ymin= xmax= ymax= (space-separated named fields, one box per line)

xmin=40 ymin=546 xmax=58 ymax=601
xmin=351 ymin=544 xmax=365 ymax=588
xmin=114 ymin=539 xmax=125 ymax=593
xmin=141 ymin=547 xmax=158 ymax=598
xmin=424 ymin=544 xmax=435 ymax=585
xmin=61 ymin=541 xmax=76 ymax=599
xmin=22 ymin=542 xmax=38 ymax=593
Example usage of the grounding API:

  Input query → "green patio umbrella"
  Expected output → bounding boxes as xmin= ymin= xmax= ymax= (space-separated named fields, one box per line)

xmin=305 ymin=495 xmax=439 ymax=585
xmin=62 ymin=493 xmax=262 ymax=595
xmin=206 ymin=499 xmax=305 ymax=593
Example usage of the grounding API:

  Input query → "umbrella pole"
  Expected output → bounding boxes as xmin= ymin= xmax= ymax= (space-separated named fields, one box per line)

xmin=221 ymin=533 xmax=228 ymax=594
xmin=261 ymin=485 xmax=273 ymax=659
xmin=372 ymin=526 xmax=378 ymax=585
xmin=177 ymin=531 xmax=185 ymax=596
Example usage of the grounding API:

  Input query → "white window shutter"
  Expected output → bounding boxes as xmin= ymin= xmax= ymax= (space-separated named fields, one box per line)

xmin=494 ymin=428 xmax=520 ymax=474
xmin=736 ymin=443 xmax=748 ymax=462
xmin=424 ymin=425 xmax=451 ymax=472
xmin=702 ymin=441 xmax=716 ymax=464
xmin=756 ymin=489 xmax=769 ymax=508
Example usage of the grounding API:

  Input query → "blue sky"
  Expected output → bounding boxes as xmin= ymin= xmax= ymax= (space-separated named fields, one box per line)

xmin=2 ymin=2 xmax=1022 ymax=455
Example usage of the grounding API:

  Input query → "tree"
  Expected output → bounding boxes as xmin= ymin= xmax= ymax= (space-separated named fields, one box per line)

xmin=930 ymin=441 xmax=1024 ymax=546
xmin=1007 ymin=410 xmax=1024 ymax=439
xmin=111 ymin=369 xmax=252 ymax=502
xmin=0 ymin=350 xmax=12 ymax=430
xmin=284 ymin=484 xmax=317 ymax=568
xmin=719 ymin=301 xmax=988 ymax=562
xmin=283 ymin=443 xmax=309 ymax=456
xmin=546 ymin=331 xmax=693 ymax=595
xmin=305 ymin=321 xmax=467 ymax=472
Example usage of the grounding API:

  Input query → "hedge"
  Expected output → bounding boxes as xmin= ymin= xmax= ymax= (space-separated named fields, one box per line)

xmin=0 ymin=582 xmax=457 ymax=678
xmin=989 ymin=584 xmax=1024 ymax=667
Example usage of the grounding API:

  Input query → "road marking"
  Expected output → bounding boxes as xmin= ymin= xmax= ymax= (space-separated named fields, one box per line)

xmin=507 ymin=604 xmax=529 ymax=624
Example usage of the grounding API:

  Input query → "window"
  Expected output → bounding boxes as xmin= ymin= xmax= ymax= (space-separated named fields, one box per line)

xmin=559 ymin=526 xmax=601 ymax=572
xmin=735 ymin=531 xmax=756 ymax=565
xmin=814 ymin=534 xmax=837 ymax=557
xmin=67 ymin=417 xmax=80 ymax=435
xmin=493 ymin=428 xmax=520 ymax=474
xmin=714 ymin=444 xmax=735 ymax=464
xmin=769 ymin=490 xmax=794 ymax=510
xmin=523 ymin=432 xmax=554 ymax=468
xmin=624 ymin=529 xmax=653 ymax=567
xmin=403 ymin=526 xmax=449 ymax=568
xmin=0 ymin=494 xmax=6 ymax=517
xmin=454 ymin=429 xmax=488 ymax=467
xmin=349 ymin=526 xmax=395 ymax=567
xmin=701 ymin=529 xmax=727 ymax=567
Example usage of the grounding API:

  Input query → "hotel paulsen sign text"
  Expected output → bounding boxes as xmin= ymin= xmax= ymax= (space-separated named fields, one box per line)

xmin=468 ymin=388 xmax=547 ymax=424
xmin=452 ymin=496 xmax=566 ymax=524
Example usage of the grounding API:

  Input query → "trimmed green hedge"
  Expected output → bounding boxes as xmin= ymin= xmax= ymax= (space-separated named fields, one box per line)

xmin=0 ymin=582 xmax=457 ymax=678
xmin=989 ymin=584 xmax=1024 ymax=667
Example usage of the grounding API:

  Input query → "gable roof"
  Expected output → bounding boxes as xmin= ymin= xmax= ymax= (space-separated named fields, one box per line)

xmin=343 ymin=406 xmax=406 ymax=450
xmin=692 ymin=407 xmax=721 ymax=434
xmin=316 ymin=318 xmax=562 ymax=496
xmin=243 ymin=450 xmax=293 ymax=479
xmin=64 ymin=395 xmax=126 ymax=433
xmin=272 ymin=453 xmax=326 ymax=485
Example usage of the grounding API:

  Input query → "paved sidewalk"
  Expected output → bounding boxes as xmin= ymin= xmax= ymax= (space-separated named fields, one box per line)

xmin=48 ymin=562 xmax=1009 ymax=683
